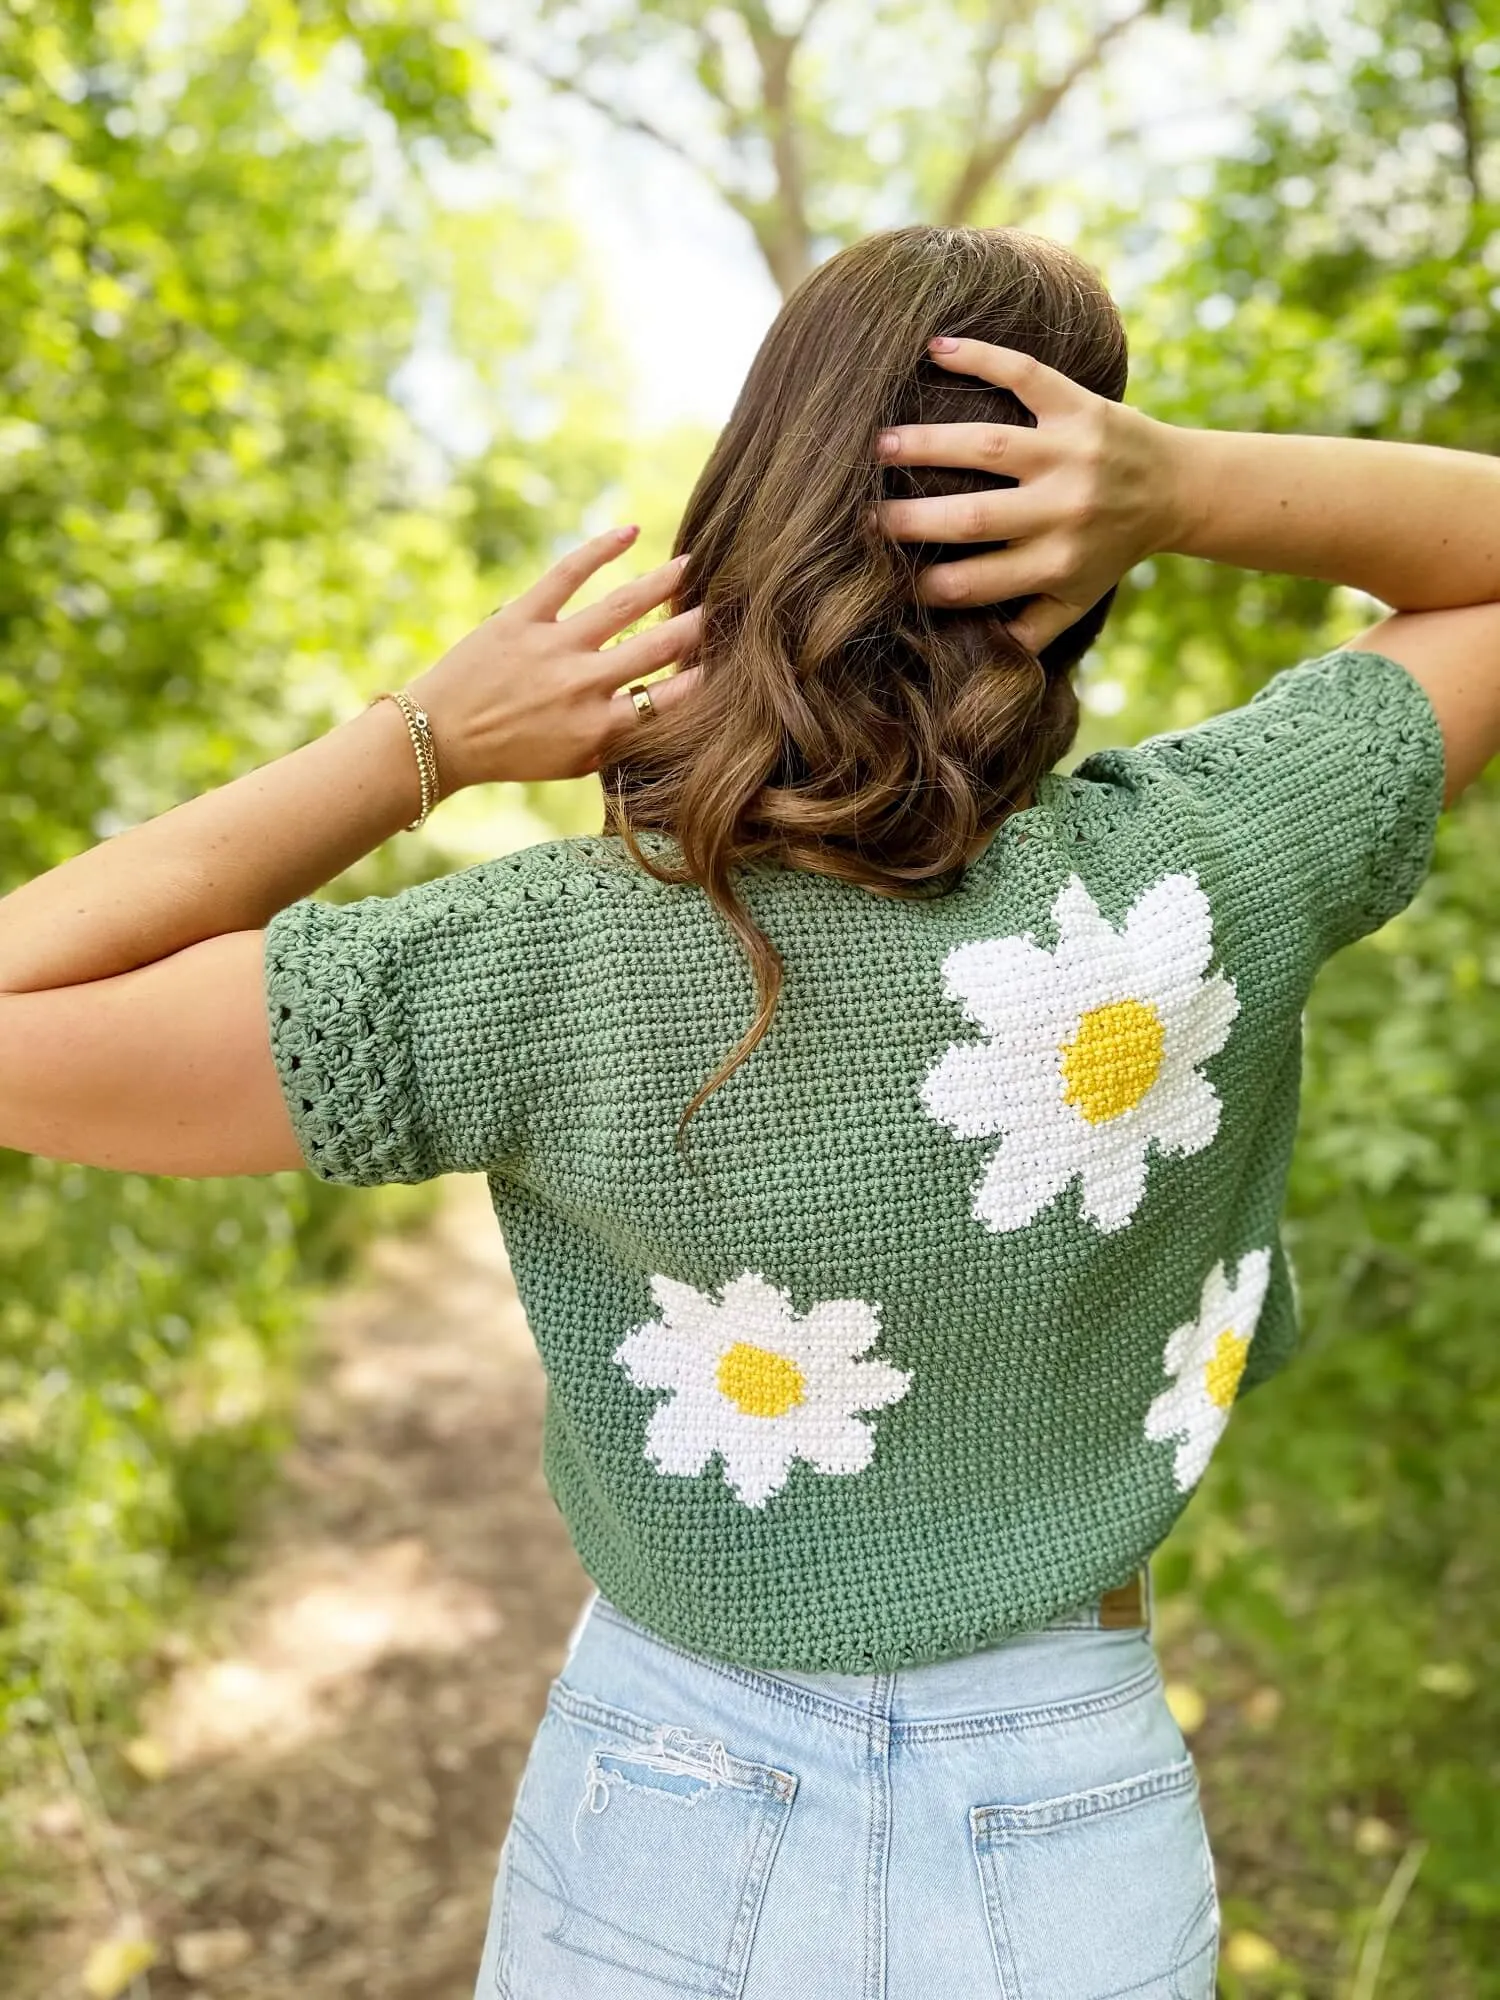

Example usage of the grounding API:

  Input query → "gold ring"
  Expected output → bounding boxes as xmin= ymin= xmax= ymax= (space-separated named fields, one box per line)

xmin=627 ymin=680 xmax=655 ymax=720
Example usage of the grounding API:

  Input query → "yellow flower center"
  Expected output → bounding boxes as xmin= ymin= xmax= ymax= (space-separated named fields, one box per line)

xmin=1203 ymin=1329 xmax=1251 ymax=1410
xmin=1060 ymin=997 xmax=1165 ymax=1124
xmin=716 ymin=1342 xmax=806 ymax=1419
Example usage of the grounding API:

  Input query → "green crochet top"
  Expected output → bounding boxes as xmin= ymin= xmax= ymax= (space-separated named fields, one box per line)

xmin=264 ymin=648 xmax=1444 ymax=1672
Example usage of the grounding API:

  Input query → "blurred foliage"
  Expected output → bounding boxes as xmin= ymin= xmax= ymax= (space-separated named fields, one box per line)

xmin=0 ymin=0 xmax=626 ymax=1853
xmin=4 ymin=0 xmax=1500 ymax=1992
xmin=1081 ymin=2 xmax=1500 ymax=1989
xmin=498 ymin=0 xmax=1233 ymax=293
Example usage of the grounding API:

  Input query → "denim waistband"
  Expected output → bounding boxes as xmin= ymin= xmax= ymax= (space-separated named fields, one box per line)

xmin=562 ymin=1566 xmax=1156 ymax=1729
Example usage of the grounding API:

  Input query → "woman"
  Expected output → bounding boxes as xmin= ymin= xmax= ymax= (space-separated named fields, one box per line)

xmin=4 ymin=225 xmax=1498 ymax=1998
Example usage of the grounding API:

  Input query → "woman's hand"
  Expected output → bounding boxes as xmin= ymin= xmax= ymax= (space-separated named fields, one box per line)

xmin=406 ymin=525 xmax=703 ymax=791
xmin=875 ymin=338 xmax=1179 ymax=653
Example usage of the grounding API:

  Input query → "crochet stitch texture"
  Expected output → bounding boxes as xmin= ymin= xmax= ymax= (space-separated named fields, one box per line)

xmin=264 ymin=649 xmax=1445 ymax=1672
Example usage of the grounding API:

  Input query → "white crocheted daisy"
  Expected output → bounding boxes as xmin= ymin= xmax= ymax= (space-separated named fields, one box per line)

xmin=613 ymin=1273 xmax=912 ymax=1510
xmin=920 ymin=872 xmax=1239 ymax=1235
xmin=1144 ymin=1248 xmax=1272 ymax=1491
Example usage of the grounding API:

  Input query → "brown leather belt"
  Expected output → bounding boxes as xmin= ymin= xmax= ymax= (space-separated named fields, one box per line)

xmin=1097 ymin=1568 xmax=1150 ymax=1630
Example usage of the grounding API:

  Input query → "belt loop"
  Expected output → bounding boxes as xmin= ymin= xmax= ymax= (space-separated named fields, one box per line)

xmin=562 ymin=1587 xmax=600 ymax=1671
xmin=1097 ymin=1567 xmax=1149 ymax=1631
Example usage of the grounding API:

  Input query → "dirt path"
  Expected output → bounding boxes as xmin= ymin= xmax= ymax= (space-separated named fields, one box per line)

xmin=20 ymin=1174 xmax=591 ymax=2000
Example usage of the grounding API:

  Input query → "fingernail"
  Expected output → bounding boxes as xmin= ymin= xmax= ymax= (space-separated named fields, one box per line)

xmin=928 ymin=336 xmax=959 ymax=353
xmin=930 ymin=569 xmax=964 ymax=602
xmin=617 ymin=524 xmax=640 ymax=541
xmin=876 ymin=431 xmax=899 ymax=458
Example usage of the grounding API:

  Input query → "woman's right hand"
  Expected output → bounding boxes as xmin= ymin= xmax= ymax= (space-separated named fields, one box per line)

xmin=874 ymin=336 xmax=1180 ymax=653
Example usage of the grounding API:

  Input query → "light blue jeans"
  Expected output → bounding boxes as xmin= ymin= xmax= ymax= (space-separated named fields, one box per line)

xmin=474 ymin=1574 xmax=1219 ymax=1999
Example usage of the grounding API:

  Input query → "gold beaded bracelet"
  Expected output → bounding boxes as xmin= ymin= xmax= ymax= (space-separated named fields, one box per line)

xmin=368 ymin=689 xmax=441 ymax=831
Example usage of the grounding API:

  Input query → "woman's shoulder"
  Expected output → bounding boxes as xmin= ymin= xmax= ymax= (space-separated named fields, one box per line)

xmin=1031 ymin=645 xmax=1444 ymax=957
xmin=406 ymin=829 xmax=692 ymax=922
xmin=1071 ymin=646 xmax=1437 ymax=784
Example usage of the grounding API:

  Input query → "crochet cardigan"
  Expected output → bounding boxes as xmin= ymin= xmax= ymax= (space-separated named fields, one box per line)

xmin=264 ymin=647 xmax=1445 ymax=1672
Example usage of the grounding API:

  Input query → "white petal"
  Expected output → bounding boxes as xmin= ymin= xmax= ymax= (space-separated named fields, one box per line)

xmin=719 ymin=1437 xmax=796 ymax=1509
xmin=1074 ymin=1132 xmax=1151 ymax=1233
xmin=716 ymin=1272 xmax=796 ymax=1345
xmin=800 ymin=1413 xmax=878 ymax=1479
xmin=1195 ymin=1257 xmax=1234 ymax=1335
xmin=1121 ymin=872 xmax=1215 ymax=1000
xmin=1223 ymin=1246 xmax=1273 ymax=1335
xmin=1049 ymin=874 xmax=1113 ymax=951
xmin=1145 ymin=1377 xmax=1228 ymax=1491
xmin=646 ymin=1275 xmax=720 ymax=1344
xmin=614 ymin=1323 xmax=687 ymax=1391
xmin=810 ymin=1353 xmax=912 ymax=1414
xmin=797 ymin=1296 xmax=883 ymax=1360
xmin=1161 ymin=1311 xmax=1211 ymax=1377
xmin=1171 ymin=972 xmax=1240 ymax=1069
xmin=939 ymin=933 xmax=1062 ymax=1037
xmin=643 ymin=1396 xmax=717 ymax=1479
xmin=1144 ymin=1375 xmax=1205 ymax=1445
xmin=971 ymin=1130 xmax=1074 ymax=1233
xmin=1172 ymin=1412 xmax=1227 ymax=1492
xmin=1054 ymin=930 xmax=1139 ymax=1004
xmin=1147 ymin=1066 xmax=1223 ymax=1159
xmin=920 ymin=1039 xmax=1022 ymax=1140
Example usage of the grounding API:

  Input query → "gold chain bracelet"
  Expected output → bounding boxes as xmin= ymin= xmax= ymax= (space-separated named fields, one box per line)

xmin=368 ymin=689 xmax=441 ymax=831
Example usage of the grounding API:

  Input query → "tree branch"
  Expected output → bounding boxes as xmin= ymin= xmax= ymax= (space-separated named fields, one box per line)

xmin=1430 ymin=0 xmax=1486 ymax=207
xmin=486 ymin=36 xmax=709 ymax=177
xmin=491 ymin=21 xmax=808 ymax=292
xmin=940 ymin=0 xmax=1163 ymax=225
xmin=797 ymin=0 xmax=836 ymax=32
xmin=957 ymin=0 xmax=1030 ymax=180
xmin=744 ymin=12 xmax=813 ymax=292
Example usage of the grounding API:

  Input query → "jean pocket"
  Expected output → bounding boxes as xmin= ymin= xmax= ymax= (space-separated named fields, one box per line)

xmin=494 ymin=1679 xmax=798 ymax=2000
xmin=970 ymin=1758 xmax=1219 ymax=2000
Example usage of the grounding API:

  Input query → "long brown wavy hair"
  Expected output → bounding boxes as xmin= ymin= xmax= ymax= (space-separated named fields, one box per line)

xmin=601 ymin=224 xmax=1129 ymax=1145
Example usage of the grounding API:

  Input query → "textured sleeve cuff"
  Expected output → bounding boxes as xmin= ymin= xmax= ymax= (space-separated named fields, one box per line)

xmin=1275 ymin=646 xmax=1447 ymax=942
xmin=263 ymin=896 xmax=437 ymax=1186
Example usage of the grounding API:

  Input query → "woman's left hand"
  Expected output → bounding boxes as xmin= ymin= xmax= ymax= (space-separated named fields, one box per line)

xmin=875 ymin=338 xmax=1174 ymax=652
xmin=406 ymin=525 xmax=702 ymax=791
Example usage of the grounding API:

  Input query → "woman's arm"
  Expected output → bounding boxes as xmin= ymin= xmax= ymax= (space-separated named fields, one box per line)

xmin=0 ymin=700 xmax=427 ymax=998
xmin=1159 ymin=424 xmax=1500 ymax=615
xmin=0 ymin=532 xmax=694 ymax=994
xmin=1156 ymin=424 xmax=1500 ymax=802
xmin=875 ymin=337 xmax=1500 ymax=802
xmin=0 ymin=529 xmax=701 ymax=1174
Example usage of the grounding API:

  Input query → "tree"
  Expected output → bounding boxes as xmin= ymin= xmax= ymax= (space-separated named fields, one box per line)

xmin=494 ymin=0 xmax=1205 ymax=294
xmin=0 ymin=0 xmax=624 ymax=1801
xmin=0 ymin=0 xmax=629 ymax=888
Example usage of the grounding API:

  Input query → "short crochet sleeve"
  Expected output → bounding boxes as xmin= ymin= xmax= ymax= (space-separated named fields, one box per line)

xmin=263 ymin=839 xmax=606 ymax=1186
xmin=1097 ymin=646 xmax=1446 ymax=959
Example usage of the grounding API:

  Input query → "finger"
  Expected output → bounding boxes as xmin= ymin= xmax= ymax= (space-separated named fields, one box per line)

xmin=565 ymin=552 xmax=692 ymax=648
xmin=597 ymin=603 xmax=704 ymax=684
xmin=914 ymin=547 xmax=1054 ymax=608
xmin=874 ymin=420 xmax=1049 ymax=475
xmin=513 ymin=524 xmax=641 ymax=622
xmin=923 ymin=338 xmax=1086 ymax=419
xmin=600 ymin=663 xmax=702 ymax=755
xmin=1005 ymin=597 xmax=1088 ymax=653
xmin=879 ymin=488 xmax=1045 ymax=546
